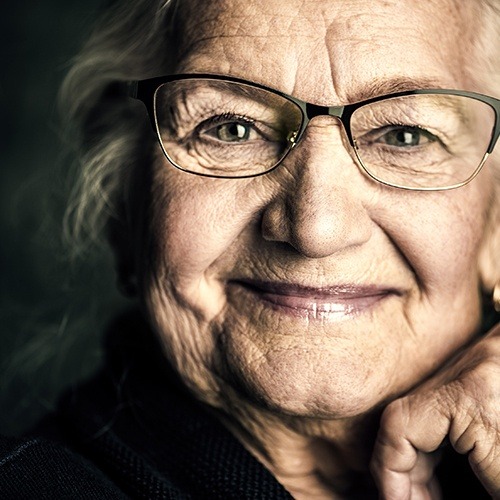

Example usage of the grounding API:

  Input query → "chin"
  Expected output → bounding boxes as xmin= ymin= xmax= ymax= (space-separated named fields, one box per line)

xmin=214 ymin=346 xmax=392 ymax=420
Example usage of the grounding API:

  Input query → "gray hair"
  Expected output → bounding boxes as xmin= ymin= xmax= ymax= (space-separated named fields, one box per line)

xmin=60 ymin=0 xmax=500 ymax=286
xmin=60 ymin=0 xmax=179 ymax=254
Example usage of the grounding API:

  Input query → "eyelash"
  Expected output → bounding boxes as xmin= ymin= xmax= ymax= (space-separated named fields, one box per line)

xmin=196 ymin=113 xmax=255 ymax=134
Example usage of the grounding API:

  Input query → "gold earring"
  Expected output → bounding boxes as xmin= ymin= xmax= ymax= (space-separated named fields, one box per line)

xmin=494 ymin=282 xmax=500 ymax=312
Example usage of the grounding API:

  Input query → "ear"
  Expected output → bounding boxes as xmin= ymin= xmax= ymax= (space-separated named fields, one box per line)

xmin=107 ymin=215 xmax=138 ymax=297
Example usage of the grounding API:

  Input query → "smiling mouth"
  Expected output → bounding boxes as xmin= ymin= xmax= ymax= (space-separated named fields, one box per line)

xmin=230 ymin=279 xmax=401 ymax=320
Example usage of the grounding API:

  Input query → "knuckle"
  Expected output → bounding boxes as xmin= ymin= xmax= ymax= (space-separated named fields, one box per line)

xmin=449 ymin=376 xmax=498 ymax=427
xmin=446 ymin=374 xmax=500 ymax=454
xmin=472 ymin=438 xmax=500 ymax=467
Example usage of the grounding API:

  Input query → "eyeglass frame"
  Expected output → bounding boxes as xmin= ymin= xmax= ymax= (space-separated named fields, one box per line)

xmin=129 ymin=73 xmax=500 ymax=191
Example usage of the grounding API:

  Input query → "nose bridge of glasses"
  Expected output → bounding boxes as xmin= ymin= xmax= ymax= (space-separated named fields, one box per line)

xmin=293 ymin=102 xmax=348 ymax=145
xmin=305 ymin=103 xmax=344 ymax=119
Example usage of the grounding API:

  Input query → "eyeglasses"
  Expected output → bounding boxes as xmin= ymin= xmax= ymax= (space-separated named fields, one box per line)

xmin=130 ymin=74 xmax=500 ymax=191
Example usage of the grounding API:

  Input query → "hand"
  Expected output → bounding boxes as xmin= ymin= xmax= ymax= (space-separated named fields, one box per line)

xmin=370 ymin=322 xmax=500 ymax=499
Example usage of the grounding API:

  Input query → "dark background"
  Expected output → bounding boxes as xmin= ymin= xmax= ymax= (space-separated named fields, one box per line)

xmin=0 ymin=1 xmax=128 ymax=435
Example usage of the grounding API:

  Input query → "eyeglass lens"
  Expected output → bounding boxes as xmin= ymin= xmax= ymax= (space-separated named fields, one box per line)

xmin=153 ymin=79 xmax=495 ymax=188
xmin=350 ymin=94 xmax=494 ymax=189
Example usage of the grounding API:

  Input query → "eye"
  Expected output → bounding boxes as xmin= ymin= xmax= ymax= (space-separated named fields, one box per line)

xmin=377 ymin=126 xmax=437 ymax=147
xmin=212 ymin=122 xmax=252 ymax=142
xmin=199 ymin=115 xmax=260 ymax=143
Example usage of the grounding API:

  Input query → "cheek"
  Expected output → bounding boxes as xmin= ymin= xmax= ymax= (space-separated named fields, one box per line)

xmin=378 ymin=182 xmax=490 ymax=296
xmin=141 ymin=166 xmax=269 ymax=317
xmin=138 ymin=168 xmax=274 ymax=405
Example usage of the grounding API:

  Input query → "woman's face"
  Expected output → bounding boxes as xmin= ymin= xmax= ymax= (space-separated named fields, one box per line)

xmin=138 ymin=0 xmax=495 ymax=418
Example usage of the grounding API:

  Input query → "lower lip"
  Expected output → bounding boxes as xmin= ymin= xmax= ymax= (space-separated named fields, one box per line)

xmin=232 ymin=281 xmax=395 ymax=320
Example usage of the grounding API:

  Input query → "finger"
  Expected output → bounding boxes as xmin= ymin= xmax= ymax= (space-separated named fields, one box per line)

xmin=409 ymin=478 xmax=441 ymax=500
xmin=371 ymin=376 xmax=500 ymax=499
xmin=371 ymin=445 xmax=441 ymax=499
xmin=370 ymin=396 xmax=450 ymax=499
xmin=409 ymin=452 xmax=442 ymax=500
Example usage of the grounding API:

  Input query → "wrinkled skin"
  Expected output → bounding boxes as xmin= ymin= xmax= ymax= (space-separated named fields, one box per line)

xmin=122 ymin=0 xmax=500 ymax=497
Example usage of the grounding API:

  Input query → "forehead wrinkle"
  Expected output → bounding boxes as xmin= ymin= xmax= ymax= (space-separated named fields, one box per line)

xmin=322 ymin=14 xmax=471 ymax=104
xmin=175 ymin=0 xmax=332 ymax=65
xmin=177 ymin=3 xmax=325 ymax=44
xmin=175 ymin=0 xmax=479 ymax=105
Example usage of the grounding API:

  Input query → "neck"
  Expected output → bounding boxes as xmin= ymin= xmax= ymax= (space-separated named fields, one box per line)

xmin=215 ymin=393 xmax=381 ymax=499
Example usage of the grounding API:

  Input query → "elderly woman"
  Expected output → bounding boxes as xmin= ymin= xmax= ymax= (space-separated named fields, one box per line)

xmin=2 ymin=0 xmax=500 ymax=498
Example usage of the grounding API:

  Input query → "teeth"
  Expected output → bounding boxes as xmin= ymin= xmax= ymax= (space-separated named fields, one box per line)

xmin=308 ymin=302 xmax=356 ymax=319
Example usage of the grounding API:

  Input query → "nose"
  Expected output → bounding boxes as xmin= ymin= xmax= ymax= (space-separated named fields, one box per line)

xmin=261 ymin=120 xmax=373 ymax=258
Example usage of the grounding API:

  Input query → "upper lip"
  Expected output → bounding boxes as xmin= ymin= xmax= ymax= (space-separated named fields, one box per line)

xmin=232 ymin=279 xmax=402 ymax=298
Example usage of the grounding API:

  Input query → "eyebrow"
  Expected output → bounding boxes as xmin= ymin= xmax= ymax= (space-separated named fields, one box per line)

xmin=355 ymin=77 xmax=472 ymax=128
xmin=350 ymin=76 xmax=451 ymax=102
